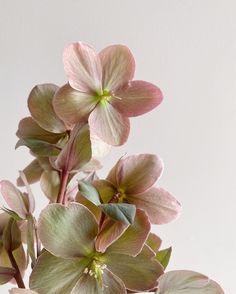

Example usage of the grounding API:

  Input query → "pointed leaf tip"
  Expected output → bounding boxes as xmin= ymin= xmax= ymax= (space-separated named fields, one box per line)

xmin=99 ymin=203 xmax=136 ymax=225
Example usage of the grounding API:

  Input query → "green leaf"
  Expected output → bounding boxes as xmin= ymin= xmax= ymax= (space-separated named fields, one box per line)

xmin=99 ymin=203 xmax=136 ymax=225
xmin=78 ymin=181 xmax=101 ymax=205
xmin=16 ymin=138 xmax=61 ymax=157
xmin=0 ymin=266 xmax=16 ymax=285
xmin=155 ymin=247 xmax=172 ymax=269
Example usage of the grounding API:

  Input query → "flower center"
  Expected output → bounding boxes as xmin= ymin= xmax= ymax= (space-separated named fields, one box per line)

xmin=117 ymin=188 xmax=126 ymax=203
xmin=83 ymin=260 xmax=107 ymax=286
xmin=98 ymin=89 xmax=112 ymax=105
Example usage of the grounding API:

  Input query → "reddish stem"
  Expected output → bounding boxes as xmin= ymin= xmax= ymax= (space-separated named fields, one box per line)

xmin=8 ymin=250 xmax=25 ymax=288
xmin=57 ymin=170 xmax=69 ymax=205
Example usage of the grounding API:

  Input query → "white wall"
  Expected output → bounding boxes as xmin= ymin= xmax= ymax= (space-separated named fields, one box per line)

xmin=0 ymin=0 xmax=235 ymax=293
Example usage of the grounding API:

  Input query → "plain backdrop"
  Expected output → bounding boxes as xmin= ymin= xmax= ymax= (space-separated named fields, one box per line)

xmin=0 ymin=0 xmax=235 ymax=293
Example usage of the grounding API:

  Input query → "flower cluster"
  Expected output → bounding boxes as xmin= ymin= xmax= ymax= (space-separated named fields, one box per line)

xmin=0 ymin=42 xmax=224 ymax=294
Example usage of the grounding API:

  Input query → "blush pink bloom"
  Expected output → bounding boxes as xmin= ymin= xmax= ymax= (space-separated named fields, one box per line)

xmin=53 ymin=42 xmax=163 ymax=146
xmin=94 ymin=154 xmax=181 ymax=225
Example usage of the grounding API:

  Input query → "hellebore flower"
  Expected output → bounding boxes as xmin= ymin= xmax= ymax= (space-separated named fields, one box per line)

xmin=30 ymin=203 xmax=163 ymax=294
xmin=156 ymin=270 xmax=224 ymax=294
xmin=53 ymin=42 xmax=163 ymax=146
xmin=94 ymin=154 xmax=181 ymax=224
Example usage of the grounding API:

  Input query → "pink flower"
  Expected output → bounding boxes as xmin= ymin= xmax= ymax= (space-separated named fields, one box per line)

xmin=94 ymin=154 xmax=181 ymax=225
xmin=53 ymin=42 xmax=163 ymax=146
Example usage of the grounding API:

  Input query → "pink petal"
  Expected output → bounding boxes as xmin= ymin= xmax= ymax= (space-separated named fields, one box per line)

xmin=99 ymin=45 xmax=135 ymax=91
xmin=53 ymin=84 xmax=99 ymax=126
xmin=89 ymin=102 xmax=130 ymax=146
xmin=107 ymin=154 xmax=163 ymax=194
xmin=16 ymin=117 xmax=62 ymax=144
xmin=106 ymin=209 xmax=151 ymax=256
xmin=93 ymin=180 xmax=117 ymax=203
xmin=95 ymin=218 xmax=128 ymax=253
xmin=0 ymin=180 xmax=27 ymax=219
xmin=63 ymin=42 xmax=102 ymax=93
xmin=112 ymin=80 xmax=163 ymax=117
xmin=104 ymin=245 xmax=163 ymax=292
xmin=71 ymin=268 xmax=126 ymax=294
xmin=128 ymin=187 xmax=181 ymax=224
xmin=157 ymin=270 xmax=225 ymax=294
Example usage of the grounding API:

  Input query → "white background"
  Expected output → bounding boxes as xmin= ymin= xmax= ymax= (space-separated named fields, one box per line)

xmin=0 ymin=0 xmax=235 ymax=293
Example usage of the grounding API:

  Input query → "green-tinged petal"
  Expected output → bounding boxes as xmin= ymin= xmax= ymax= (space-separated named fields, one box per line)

xmin=38 ymin=203 xmax=98 ymax=258
xmin=0 ymin=180 xmax=27 ymax=219
xmin=82 ymin=158 xmax=103 ymax=172
xmin=40 ymin=170 xmax=60 ymax=202
xmin=0 ymin=212 xmax=10 ymax=235
xmin=91 ymin=134 xmax=111 ymax=159
xmin=156 ymin=247 xmax=172 ymax=270
xmin=18 ymin=171 xmax=35 ymax=214
xmin=71 ymin=268 xmax=126 ymax=294
xmin=107 ymin=154 xmax=163 ymax=194
xmin=27 ymin=215 xmax=36 ymax=266
xmin=93 ymin=180 xmax=116 ymax=203
xmin=37 ymin=157 xmax=53 ymax=171
xmin=128 ymin=187 xmax=181 ymax=224
xmin=16 ymin=117 xmax=63 ymax=144
xmin=104 ymin=245 xmax=164 ymax=292
xmin=99 ymin=45 xmax=135 ymax=91
xmin=16 ymin=138 xmax=61 ymax=157
xmin=30 ymin=251 xmax=88 ymax=294
xmin=53 ymin=83 xmax=99 ymax=126
xmin=17 ymin=159 xmax=43 ymax=186
xmin=89 ymin=102 xmax=130 ymax=146
xmin=112 ymin=80 xmax=163 ymax=117
xmin=102 ymin=269 xmax=126 ymax=294
xmin=156 ymin=270 xmax=224 ymax=294
xmin=9 ymin=289 xmax=38 ymax=294
xmin=28 ymin=84 xmax=66 ymax=133
xmin=146 ymin=233 xmax=162 ymax=253
xmin=63 ymin=42 xmax=102 ymax=93
xmin=76 ymin=193 xmax=101 ymax=222
xmin=0 ymin=266 xmax=16 ymax=285
xmin=95 ymin=218 xmax=128 ymax=253
xmin=106 ymin=209 xmax=151 ymax=256
xmin=99 ymin=203 xmax=136 ymax=225
xmin=55 ymin=123 xmax=92 ymax=172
